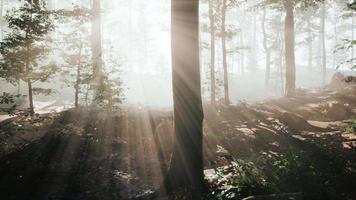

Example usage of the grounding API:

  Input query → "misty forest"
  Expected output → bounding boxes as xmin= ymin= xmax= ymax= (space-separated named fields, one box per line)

xmin=0 ymin=0 xmax=356 ymax=199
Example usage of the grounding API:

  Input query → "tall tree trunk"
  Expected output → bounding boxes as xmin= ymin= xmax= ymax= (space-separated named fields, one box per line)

xmin=0 ymin=0 xmax=3 ymax=40
xmin=308 ymin=19 xmax=313 ymax=69
xmin=279 ymin=31 xmax=285 ymax=94
xmin=91 ymin=0 xmax=103 ymax=100
xmin=333 ymin=14 xmax=337 ymax=69
xmin=75 ymin=45 xmax=82 ymax=108
xmin=26 ymin=44 xmax=34 ymax=115
xmin=128 ymin=0 xmax=133 ymax=69
xmin=253 ymin=13 xmax=257 ymax=71
xmin=25 ymin=1 xmax=35 ymax=115
xmin=17 ymin=80 xmax=21 ymax=95
xmin=262 ymin=9 xmax=271 ymax=91
xmin=240 ymin=29 xmax=244 ymax=74
xmin=75 ymin=70 xmax=80 ymax=108
xmin=321 ymin=2 xmax=326 ymax=85
xmin=352 ymin=16 xmax=354 ymax=67
xmin=221 ymin=0 xmax=229 ymax=105
xmin=284 ymin=0 xmax=296 ymax=97
xmin=209 ymin=0 xmax=216 ymax=105
xmin=163 ymin=0 xmax=204 ymax=197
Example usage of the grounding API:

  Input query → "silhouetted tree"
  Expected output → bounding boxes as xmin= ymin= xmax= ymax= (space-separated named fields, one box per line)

xmin=163 ymin=0 xmax=204 ymax=198
xmin=91 ymin=0 xmax=104 ymax=102
xmin=209 ymin=0 xmax=216 ymax=105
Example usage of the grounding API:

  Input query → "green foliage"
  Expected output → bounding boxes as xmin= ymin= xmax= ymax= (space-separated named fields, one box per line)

xmin=0 ymin=0 xmax=57 ymax=92
xmin=348 ymin=1 xmax=356 ymax=11
xmin=262 ymin=148 xmax=356 ymax=200
xmin=57 ymin=5 xmax=124 ymax=110
xmin=258 ymin=0 xmax=324 ymax=10
xmin=345 ymin=119 xmax=356 ymax=133
xmin=335 ymin=39 xmax=356 ymax=70
xmin=58 ymin=6 xmax=92 ymax=106
xmin=207 ymin=160 xmax=275 ymax=199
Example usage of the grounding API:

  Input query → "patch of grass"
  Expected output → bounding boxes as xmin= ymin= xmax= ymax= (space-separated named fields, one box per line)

xmin=206 ymin=160 xmax=275 ymax=200
xmin=345 ymin=119 xmax=356 ymax=133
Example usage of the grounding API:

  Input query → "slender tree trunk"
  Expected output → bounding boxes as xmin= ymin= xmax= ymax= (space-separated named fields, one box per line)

xmin=163 ymin=0 xmax=204 ymax=197
xmin=75 ymin=46 xmax=82 ymax=108
xmin=128 ymin=0 xmax=133 ymax=69
xmin=26 ymin=45 xmax=34 ymax=115
xmin=284 ymin=0 xmax=296 ymax=97
xmin=240 ymin=29 xmax=244 ymax=74
xmin=209 ymin=0 xmax=216 ymax=105
xmin=246 ymin=13 xmax=257 ymax=72
xmin=75 ymin=67 xmax=80 ymax=108
xmin=262 ymin=9 xmax=271 ymax=91
xmin=17 ymin=80 xmax=21 ymax=95
xmin=0 ymin=0 xmax=3 ymax=40
xmin=352 ymin=16 xmax=354 ymax=66
xmin=333 ymin=14 xmax=337 ymax=69
xmin=308 ymin=19 xmax=313 ymax=69
xmin=321 ymin=3 xmax=326 ymax=85
xmin=252 ymin=13 xmax=257 ymax=72
xmin=279 ymin=32 xmax=285 ymax=94
xmin=221 ymin=0 xmax=229 ymax=105
xmin=91 ymin=0 xmax=103 ymax=100
xmin=25 ymin=1 xmax=35 ymax=115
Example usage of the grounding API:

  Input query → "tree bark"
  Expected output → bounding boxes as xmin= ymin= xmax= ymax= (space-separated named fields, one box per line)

xmin=321 ymin=2 xmax=326 ymax=85
xmin=91 ymin=0 xmax=103 ymax=100
xmin=25 ymin=1 xmax=35 ymax=115
xmin=284 ymin=0 xmax=296 ymax=97
xmin=209 ymin=0 xmax=216 ymax=105
xmin=240 ymin=29 xmax=245 ymax=74
xmin=279 ymin=33 xmax=285 ymax=95
xmin=163 ymin=0 xmax=204 ymax=197
xmin=308 ymin=19 xmax=313 ymax=69
xmin=26 ymin=44 xmax=34 ymax=115
xmin=262 ymin=9 xmax=271 ymax=91
xmin=0 ymin=0 xmax=3 ymax=40
xmin=352 ymin=16 xmax=354 ymax=67
xmin=221 ymin=0 xmax=229 ymax=105
xmin=75 ymin=45 xmax=82 ymax=108
xmin=333 ymin=14 xmax=337 ymax=69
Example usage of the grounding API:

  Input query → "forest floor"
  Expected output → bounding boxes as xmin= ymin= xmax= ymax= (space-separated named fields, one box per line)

xmin=0 ymin=82 xmax=356 ymax=200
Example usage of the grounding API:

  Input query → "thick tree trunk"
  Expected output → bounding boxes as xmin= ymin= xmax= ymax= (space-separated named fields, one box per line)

xmin=262 ymin=9 xmax=271 ymax=91
xmin=91 ymin=0 xmax=103 ymax=100
xmin=284 ymin=0 xmax=296 ymax=97
xmin=163 ymin=0 xmax=204 ymax=197
xmin=209 ymin=0 xmax=216 ymax=105
xmin=221 ymin=0 xmax=229 ymax=105
xmin=321 ymin=3 xmax=326 ymax=85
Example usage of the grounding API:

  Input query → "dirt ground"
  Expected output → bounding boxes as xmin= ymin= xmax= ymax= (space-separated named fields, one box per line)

xmin=0 ymin=84 xmax=355 ymax=200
